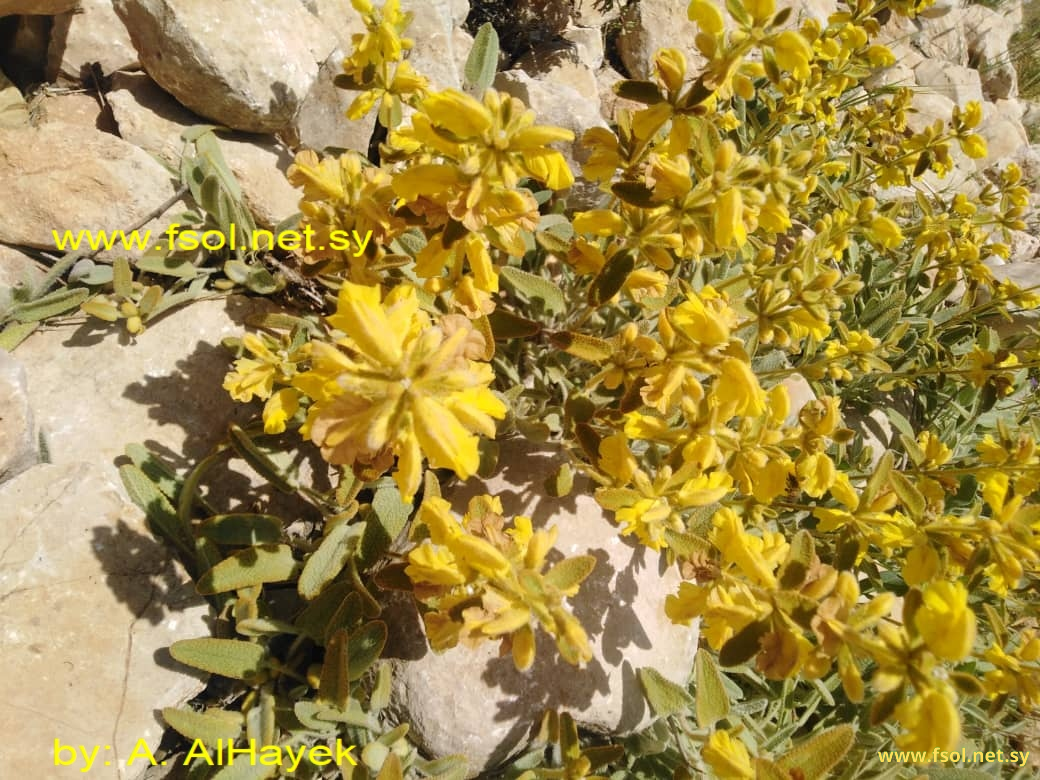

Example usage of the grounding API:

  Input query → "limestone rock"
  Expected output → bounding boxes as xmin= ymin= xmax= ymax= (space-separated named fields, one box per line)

xmin=0 ymin=462 xmax=209 ymax=779
xmin=913 ymin=61 xmax=984 ymax=107
xmin=573 ymin=0 xmax=618 ymax=27
xmin=35 ymin=90 xmax=111 ymax=131
xmin=0 ymin=350 xmax=35 ymax=483
xmin=388 ymin=440 xmax=699 ymax=777
xmin=1011 ymin=230 xmax=1040 ymax=264
xmin=563 ymin=24 xmax=605 ymax=71
xmin=0 ymin=244 xmax=43 ymax=294
xmin=0 ymin=122 xmax=181 ymax=251
xmin=962 ymin=5 xmax=1017 ymax=100
xmin=616 ymin=0 xmax=706 ymax=81
xmin=11 ymin=296 xmax=271 ymax=490
xmin=107 ymin=74 xmax=299 ymax=227
xmin=0 ymin=67 xmax=28 ymax=128
xmin=401 ymin=0 xmax=468 ymax=91
xmin=113 ymin=0 xmax=338 ymax=133
xmin=289 ymin=49 xmax=377 ymax=154
xmin=47 ymin=0 xmax=138 ymax=84
xmin=0 ymin=0 xmax=77 ymax=13
xmin=978 ymin=101 xmax=1029 ymax=167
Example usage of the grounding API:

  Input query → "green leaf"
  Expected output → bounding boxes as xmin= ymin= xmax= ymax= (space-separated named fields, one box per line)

xmin=548 ymin=331 xmax=613 ymax=361
xmin=543 ymin=462 xmax=573 ymax=498
xmin=464 ymin=22 xmax=500 ymax=98
xmin=662 ymin=529 xmax=711 ymax=558
xmin=295 ymin=581 xmax=355 ymax=639
xmin=775 ymin=724 xmax=853 ymax=780
xmin=694 ymin=649 xmax=729 ymax=728
xmin=10 ymin=286 xmax=89 ymax=322
xmin=348 ymin=621 xmax=388 ymax=680
xmin=500 ymin=266 xmax=566 ymax=314
xmin=124 ymin=443 xmax=181 ymax=500
xmin=889 ymin=470 xmax=926 ymax=518
xmin=112 ymin=257 xmax=134 ymax=299
xmin=199 ymin=514 xmax=284 ymax=546
xmin=370 ymin=663 xmax=392 ymax=712
xmin=170 ymin=638 xmax=266 ymax=680
xmin=719 ymin=619 xmax=769 ymax=666
xmin=136 ymin=253 xmax=201 ymax=279
xmin=119 ymin=463 xmax=193 ymax=557
xmin=162 ymin=707 xmax=243 ymax=746
xmin=298 ymin=520 xmax=365 ymax=600
xmin=320 ymin=629 xmax=351 ymax=709
xmin=638 ymin=667 xmax=693 ymax=717
xmin=589 ymin=251 xmax=635 ymax=306
xmin=359 ymin=484 xmax=412 ymax=569
xmin=613 ymin=80 xmax=665 ymax=104
xmin=0 ymin=321 xmax=38 ymax=351
xmin=544 ymin=555 xmax=596 ymax=593
xmin=196 ymin=544 xmax=297 ymax=595
xmin=488 ymin=309 xmax=541 ymax=339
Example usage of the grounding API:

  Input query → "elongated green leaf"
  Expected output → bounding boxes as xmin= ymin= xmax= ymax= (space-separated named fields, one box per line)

xmin=320 ymin=629 xmax=351 ymax=709
xmin=0 ymin=321 xmax=38 ymax=351
xmin=464 ymin=22 xmax=500 ymax=98
xmin=359 ymin=484 xmax=412 ymax=568
xmin=136 ymin=253 xmax=200 ymax=279
xmin=694 ymin=649 xmax=729 ymax=728
xmin=613 ymin=80 xmax=665 ymax=104
xmin=500 ymin=266 xmax=566 ymax=314
xmin=298 ymin=521 xmax=365 ymax=599
xmin=348 ymin=621 xmax=388 ymax=681
xmin=775 ymin=725 xmax=853 ymax=780
xmin=124 ymin=443 xmax=181 ymax=500
xmin=170 ymin=638 xmax=265 ymax=679
xmin=889 ymin=470 xmax=926 ymax=518
xmin=162 ymin=707 xmax=243 ymax=746
xmin=10 ymin=287 xmax=88 ymax=322
xmin=719 ymin=619 xmax=769 ymax=666
xmin=488 ymin=309 xmax=541 ymax=339
xmin=113 ymin=257 xmax=134 ymax=299
xmin=589 ymin=251 xmax=635 ymax=306
xmin=544 ymin=555 xmax=596 ymax=593
xmin=196 ymin=544 xmax=297 ymax=594
xmin=638 ymin=667 xmax=693 ymax=717
xmin=200 ymin=514 xmax=283 ymax=546
xmin=119 ymin=463 xmax=193 ymax=557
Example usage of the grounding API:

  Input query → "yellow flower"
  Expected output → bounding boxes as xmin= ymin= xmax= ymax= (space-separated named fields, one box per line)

xmin=296 ymin=282 xmax=505 ymax=501
xmin=223 ymin=333 xmax=298 ymax=403
xmin=915 ymin=581 xmax=976 ymax=661
xmin=894 ymin=689 xmax=960 ymax=753
xmin=262 ymin=388 xmax=300 ymax=435
xmin=703 ymin=730 xmax=754 ymax=780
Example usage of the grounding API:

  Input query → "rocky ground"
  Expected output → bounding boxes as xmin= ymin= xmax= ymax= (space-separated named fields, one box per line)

xmin=0 ymin=0 xmax=1038 ymax=778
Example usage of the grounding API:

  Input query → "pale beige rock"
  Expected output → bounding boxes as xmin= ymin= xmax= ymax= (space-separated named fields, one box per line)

xmin=903 ymin=91 xmax=979 ymax=193
xmin=35 ymin=90 xmax=107 ymax=130
xmin=0 ymin=68 xmax=28 ymax=129
xmin=0 ymin=462 xmax=209 ymax=780
xmin=913 ymin=60 xmax=984 ymax=106
xmin=0 ymin=350 xmax=35 ymax=482
xmin=107 ymin=73 xmax=299 ymax=227
xmin=12 ymin=296 xmax=270 ymax=489
xmin=780 ymin=373 xmax=816 ymax=426
xmin=616 ymin=0 xmax=706 ymax=81
xmin=401 ymin=0 xmax=468 ymax=90
xmin=0 ymin=123 xmax=180 ymax=251
xmin=863 ymin=61 xmax=915 ymax=91
xmin=978 ymin=102 xmax=1029 ymax=167
xmin=300 ymin=0 xmax=364 ymax=53
xmin=563 ymin=24 xmax=605 ymax=71
xmin=114 ymin=0 xmax=338 ymax=132
xmin=597 ymin=65 xmax=642 ymax=123
xmin=513 ymin=53 xmax=599 ymax=100
xmin=1011 ymin=230 xmax=1040 ymax=263
xmin=289 ymin=49 xmax=377 ymax=154
xmin=573 ymin=0 xmax=618 ymax=27
xmin=388 ymin=440 xmax=699 ymax=778
xmin=0 ymin=244 xmax=43 ymax=293
xmin=0 ymin=0 xmax=77 ymax=13
xmin=962 ymin=5 xmax=1017 ymax=100
xmin=47 ymin=0 xmax=138 ymax=83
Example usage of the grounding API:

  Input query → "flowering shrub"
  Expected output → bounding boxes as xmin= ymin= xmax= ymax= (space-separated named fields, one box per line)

xmin=128 ymin=0 xmax=1040 ymax=776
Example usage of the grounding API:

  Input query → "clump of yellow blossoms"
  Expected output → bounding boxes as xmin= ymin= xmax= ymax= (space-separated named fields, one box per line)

xmin=213 ymin=0 xmax=1040 ymax=774
xmin=406 ymin=494 xmax=595 ymax=670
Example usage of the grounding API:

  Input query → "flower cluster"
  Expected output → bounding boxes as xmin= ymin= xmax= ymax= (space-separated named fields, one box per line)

xmin=405 ymin=494 xmax=595 ymax=670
